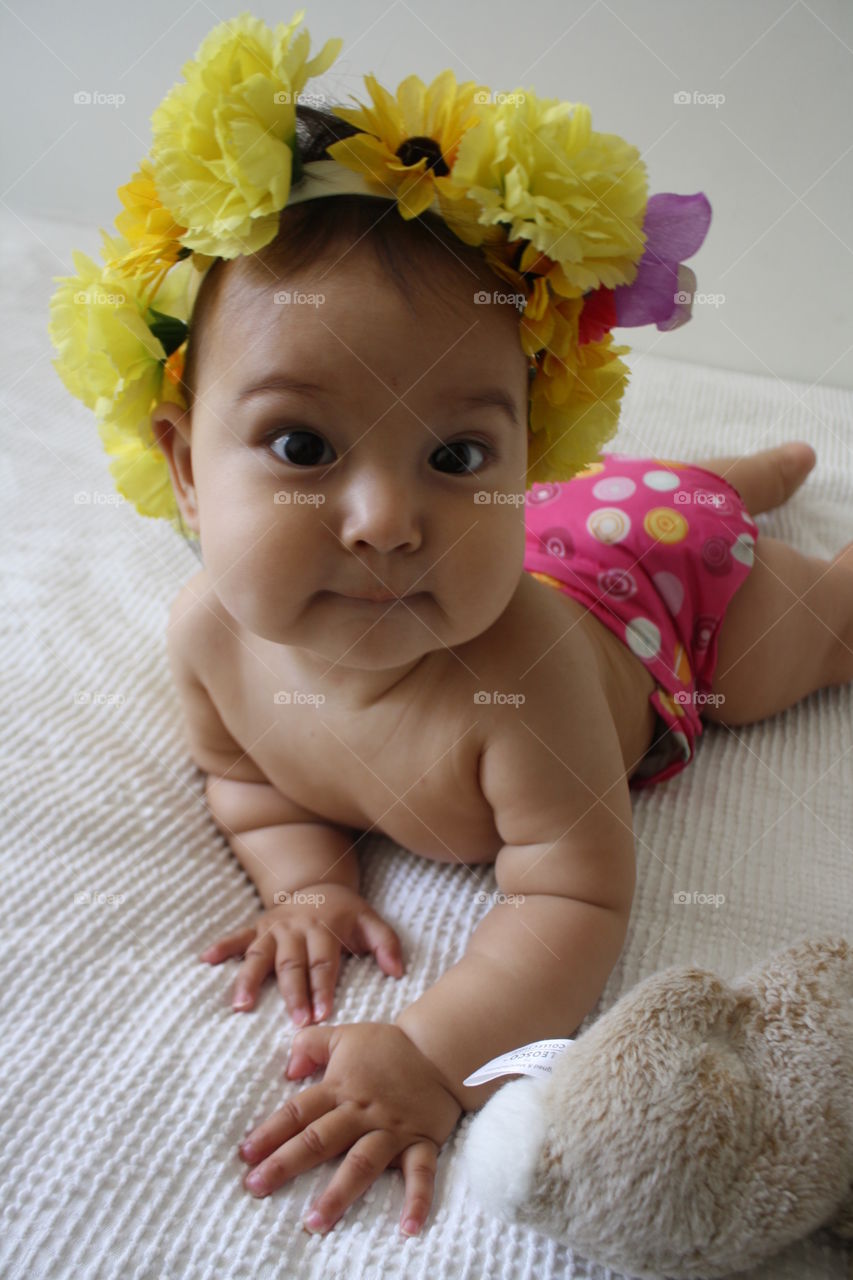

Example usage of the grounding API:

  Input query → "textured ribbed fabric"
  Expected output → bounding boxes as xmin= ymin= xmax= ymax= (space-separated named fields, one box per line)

xmin=1 ymin=214 xmax=851 ymax=1279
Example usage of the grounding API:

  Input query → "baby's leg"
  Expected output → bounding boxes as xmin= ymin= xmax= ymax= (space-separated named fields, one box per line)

xmin=701 ymin=536 xmax=853 ymax=726
xmin=691 ymin=441 xmax=816 ymax=514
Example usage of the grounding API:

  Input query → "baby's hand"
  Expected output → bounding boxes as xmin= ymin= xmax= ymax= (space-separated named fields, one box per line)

xmin=238 ymin=1022 xmax=463 ymax=1237
xmin=198 ymin=884 xmax=404 ymax=1025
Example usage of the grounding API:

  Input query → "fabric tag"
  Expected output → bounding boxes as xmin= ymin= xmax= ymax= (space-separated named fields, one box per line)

xmin=463 ymin=1037 xmax=575 ymax=1087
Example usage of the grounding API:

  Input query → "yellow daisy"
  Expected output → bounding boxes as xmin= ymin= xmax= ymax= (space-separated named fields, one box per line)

xmin=326 ymin=69 xmax=490 ymax=225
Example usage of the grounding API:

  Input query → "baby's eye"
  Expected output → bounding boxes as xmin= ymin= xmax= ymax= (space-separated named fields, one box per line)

xmin=430 ymin=440 xmax=494 ymax=475
xmin=266 ymin=430 xmax=496 ymax=474
xmin=267 ymin=429 xmax=333 ymax=467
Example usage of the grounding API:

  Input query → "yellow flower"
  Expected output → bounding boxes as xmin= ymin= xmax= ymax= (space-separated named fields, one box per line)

xmin=108 ymin=159 xmax=188 ymax=292
xmin=526 ymin=335 xmax=630 ymax=485
xmin=450 ymin=88 xmax=649 ymax=296
xmin=326 ymin=69 xmax=490 ymax=230
xmin=149 ymin=11 xmax=343 ymax=258
xmin=48 ymin=243 xmax=197 ymax=527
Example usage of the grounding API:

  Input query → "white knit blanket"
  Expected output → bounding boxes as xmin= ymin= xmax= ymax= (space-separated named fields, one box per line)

xmin=2 ymin=213 xmax=851 ymax=1280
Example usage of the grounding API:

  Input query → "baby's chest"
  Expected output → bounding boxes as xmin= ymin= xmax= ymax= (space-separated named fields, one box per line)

xmin=211 ymin=659 xmax=503 ymax=864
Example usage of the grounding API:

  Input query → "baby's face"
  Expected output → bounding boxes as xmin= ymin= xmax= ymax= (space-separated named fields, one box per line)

xmin=155 ymin=245 xmax=530 ymax=671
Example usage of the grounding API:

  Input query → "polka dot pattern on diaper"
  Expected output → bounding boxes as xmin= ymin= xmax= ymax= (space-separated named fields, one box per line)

xmin=537 ymin=527 xmax=575 ymax=558
xmin=587 ymin=507 xmax=631 ymax=543
xmin=522 ymin=451 xmax=760 ymax=790
xmin=598 ymin=568 xmax=637 ymax=599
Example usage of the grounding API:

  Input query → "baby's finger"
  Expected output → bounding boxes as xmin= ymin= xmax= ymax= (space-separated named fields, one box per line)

xmin=231 ymin=932 xmax=275 ymax=1011
xmin=305 ymin=927 xmax=341 ymax=1022
xmin=271 ymin=927 xmax=313 ymax=1026
xmin=302 ymin=1130 xmax=400 ymax=1234
xmin=199 ymin=927 xmax=256 ymax=964
xmin=396 ymin=1140 xmax=438 ymax=1237
xmin=352 ymin=909 xmax=405 ymax=977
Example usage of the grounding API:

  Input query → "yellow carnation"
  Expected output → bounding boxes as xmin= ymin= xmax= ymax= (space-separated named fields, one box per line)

xmin=149 ymin=11 xmax=343 ymax=258
xmin=49 ymin=245 xmax=197 ymax=525
xmin=450 ymin=89 xmax=649 ymax=295
xmin=526 ymin=335 xmax=630 ymax=485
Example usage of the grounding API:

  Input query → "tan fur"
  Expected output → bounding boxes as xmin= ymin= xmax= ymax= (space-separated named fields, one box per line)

xmin=464 ymin=937 xmax=853 ymax=1279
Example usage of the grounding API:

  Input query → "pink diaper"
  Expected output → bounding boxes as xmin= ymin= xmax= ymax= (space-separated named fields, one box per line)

xmin=522 ymin=452 xmax=758 ymax=788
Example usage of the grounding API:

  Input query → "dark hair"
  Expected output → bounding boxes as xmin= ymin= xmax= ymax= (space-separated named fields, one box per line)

xmin=179 ymin=103 xmax=506 ymax=411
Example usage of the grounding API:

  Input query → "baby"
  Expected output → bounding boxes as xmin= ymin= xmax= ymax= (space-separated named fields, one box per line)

xmin=140 ymin=112 xmax=853 ymax=1240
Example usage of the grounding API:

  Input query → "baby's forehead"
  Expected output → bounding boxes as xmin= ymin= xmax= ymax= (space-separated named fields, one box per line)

xmin=202 ymin=246 xmax=522 ymax=356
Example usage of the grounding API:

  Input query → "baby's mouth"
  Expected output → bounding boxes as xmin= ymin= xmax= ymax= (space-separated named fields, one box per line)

xmin=336 ymin=590 xmax=422 ymax=604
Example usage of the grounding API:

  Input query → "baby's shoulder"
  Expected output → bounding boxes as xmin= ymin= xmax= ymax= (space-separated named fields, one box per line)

xmin=166 ymin=566 xmax=231 ymax=686
xmin=465 ymin=570 xmax=601 ymax=695
xmin=456 ymin=572 xmax=619 ymax=752
xmin=466 ymin=574 xmax=634 ymax=845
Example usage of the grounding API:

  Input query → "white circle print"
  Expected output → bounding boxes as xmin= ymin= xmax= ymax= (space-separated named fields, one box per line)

xmin=642 ymin=469 xmax=680 ymax=492
xmin=625 ymin=617 xmax=662 ymax=661
xmin=587 ymin=507 xmax=631 ymax=543
xmin=731 ymin=532 xmax=756 ymax=567
xmin=653 ymin=570 xmax=685 ymax=615
xmin=592 ymin=475 xmax=636 ymax=502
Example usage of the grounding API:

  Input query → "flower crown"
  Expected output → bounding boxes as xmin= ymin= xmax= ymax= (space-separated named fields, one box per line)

xmin=48 ymin=8 xmax=711 ymax=542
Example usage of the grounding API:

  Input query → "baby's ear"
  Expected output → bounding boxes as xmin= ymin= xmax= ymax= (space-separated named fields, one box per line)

xmin=151 ymin=401 xmax=199 ymax=533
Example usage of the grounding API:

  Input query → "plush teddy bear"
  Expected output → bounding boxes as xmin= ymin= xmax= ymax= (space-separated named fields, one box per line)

xmin=461 ymin=936 xmax=853 ymax=1279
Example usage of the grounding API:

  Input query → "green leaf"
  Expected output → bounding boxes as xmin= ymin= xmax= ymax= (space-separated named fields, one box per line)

xmin=147 ymin=308 xmax=188 ymax=357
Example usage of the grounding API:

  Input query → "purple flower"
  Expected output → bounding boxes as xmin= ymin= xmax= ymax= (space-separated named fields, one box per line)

xmin=612 ymin=192 xmax=712 ymax=332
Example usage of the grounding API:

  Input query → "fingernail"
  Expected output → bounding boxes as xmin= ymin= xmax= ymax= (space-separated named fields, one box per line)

xmin=313 ymin=1001 xmax=327 ymax=1020
xmin=239 ymin=1142 xmax=255 ymax=1159
xmin=234 ymin=994 xmax=252 ymax=1010
xmin=401 ymin=1217 xmax=420 ymax=1236
xmin=245 ymin=1171 xmax=266 ymax=1194
xmin=303 ymin=1210 xmax=326 ymax=1232
xmin=293 ymin=1007 xmax=310 ymax=1025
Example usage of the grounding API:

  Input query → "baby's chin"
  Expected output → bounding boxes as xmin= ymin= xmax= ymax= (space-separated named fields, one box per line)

xmin=238 ymin=588 xmax=502 ymax=668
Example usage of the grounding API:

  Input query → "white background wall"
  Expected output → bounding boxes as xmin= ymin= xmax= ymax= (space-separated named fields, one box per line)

xmin=2 ymin=0 xmax=851 ymax=389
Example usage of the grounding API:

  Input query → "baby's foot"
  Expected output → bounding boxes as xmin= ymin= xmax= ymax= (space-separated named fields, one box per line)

xmin=774 ymin=440 xmax=817 ymax=499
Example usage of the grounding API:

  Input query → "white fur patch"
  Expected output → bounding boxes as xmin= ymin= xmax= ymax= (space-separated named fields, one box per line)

xmin=461 ymin=1077 xmax=548 ymax=1218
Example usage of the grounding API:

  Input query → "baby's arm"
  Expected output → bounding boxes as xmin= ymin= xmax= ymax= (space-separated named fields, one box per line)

xmin=166 ymin=588 xmax=402 ymax=1020
xmin=203 ymin=775 xmax=361 ymax=909
xmin=395 ymin=669 xmax=636 ymax=1111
